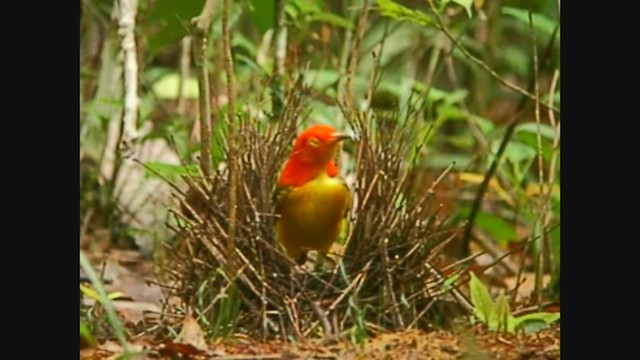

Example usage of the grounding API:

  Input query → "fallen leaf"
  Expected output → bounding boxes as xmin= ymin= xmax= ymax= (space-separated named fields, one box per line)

xmin=159 ymin=342 xmax=207 ymax=357
xmin=160 ymin=315 xmax=208 ymax=356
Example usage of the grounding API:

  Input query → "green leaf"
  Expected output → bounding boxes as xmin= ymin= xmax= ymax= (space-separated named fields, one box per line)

xmin=443 ymin=0 xmax=474 ymax=18
xmin=514 ymin=312 xmax=560 ymax=325
xmin=468 ymin=114 xmax=495 ymax=134
xmin=469 ymin=272 xmax=496 ymax=328
xmin=80 ymin=251 xmax=128 ymax=350
xmin=80 ymin=319 xmax=97 ymax=347
xmin=515 ymin=123 xmax=558 ymax=140
xmin=377 ymin=0 xmax=434 ymax=27
xmin=151 ymin=72 xmax=200 ymax=100
xmin=498 ymin=46 xmax=529 ymax=77
xmin=308 ymin=11 xmax=354 ymax=29
xmin=145 ymin=0 xmax=207 ymax=59
xmin=475 ymin=211 xmax=518 ymax=245
xmin=143 ymin=162 xmax=200 ymax=181
xmin=493 ymin=292 xmax=516 ymax=332
xmin=502 ymin=7 xmax=559 ymax=44
xmin=519 ymin=319 xmax=551 ymax=333
xmin=303 ymin=69 xmax=341 ymax=89
xmin=503 ymin=141 xmax=537 ymax=164
xmin=443 ymin=272 xmax=461 ymax=291
xmin=248 ymin=0 xmax=275 ymax=33
xmin=437 ymin=105 xmax=467 ymax=121
xmin=513 ymin=312 xmax=560 ymax=332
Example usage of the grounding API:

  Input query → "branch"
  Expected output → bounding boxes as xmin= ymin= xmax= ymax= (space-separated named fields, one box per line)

xmin=117 ymin=0 xmax=140 ymax=144
xmin=222 ymin=0 xmax=238 ymax=274
xmin=427 ymin=0 xmax=560 ymax=114
xmin=191 ymin=0 xmax=218 ymax=180
xmin=176 ymin=37 xmax=192 ymax=116
xmin=344 ymin=0 xmax=370 ymax=112
xmin=528 ymin=4 xmax=547 ymax=305
xmin=460 ymin=24 xmax=560 ymax=257
xmin=271 ymin=0 xmax=287 ymax=120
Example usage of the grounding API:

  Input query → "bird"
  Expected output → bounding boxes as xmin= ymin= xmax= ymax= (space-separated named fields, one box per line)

xmin=273 ymin=124 xmax=353 ymax=266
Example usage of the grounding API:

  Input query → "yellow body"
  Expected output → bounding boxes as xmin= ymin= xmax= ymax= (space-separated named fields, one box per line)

xmin=274 ymin=171 xmax=351 ymax=263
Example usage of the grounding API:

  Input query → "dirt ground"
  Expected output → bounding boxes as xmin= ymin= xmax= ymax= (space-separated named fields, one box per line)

xmin=80 ymin=249 xmax=560 ymax=360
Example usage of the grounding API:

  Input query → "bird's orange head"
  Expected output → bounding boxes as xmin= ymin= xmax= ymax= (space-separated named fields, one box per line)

xmin=278 ymin=124 xmax=351 ymax=187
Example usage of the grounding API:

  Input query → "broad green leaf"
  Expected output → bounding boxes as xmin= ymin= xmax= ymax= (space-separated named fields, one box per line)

xmin=503 ymin=141 xmax=537 ymax=164
xmin=233 ymin=33 xmax=258 ymax=57
xmin=514 ymin=312 xmax=560 ymax=333
xmin=516 ymin=133 xmax=555 ymax=164
xmin=514 ymin=312 xmax=560 ymax=326
xmin=515 ymin=123 xmax=558 ymax=140
xmin=519 ymin=319 xmax=551 ymax=333
xmin=448 ymin=133 xmax=475 ymax=149
xmin=469 ymin=272 xmax=496 ymax=327
xmin=145 ymin=0 xmax=207 ymax=59
xmin=502 ymin=7 xmax=558 ymax=43
xmin=248 ymin=0 xmax=276 ymax=34
xmin=468 ymin=114 xmax=495 ymax=134
xmin=442 ymin=0 xmax=473 ymax=18
xmin=493 ymin=292 xmax=514 ymax=332
xmin=498 ymin=46 xmax=529 ymax=77
xmin=143 ymin=162 xmax=200 ymax=181
xmin=303 ymin=69 xmax=341 ymax=89
xmin=437 ymin=105 xmax=467 ymax=121
xmin=475 ymin=211 xmax=518 ymax=245
xmin=152 ymin=72 xmax=200 ymax=100
xmin=308 ymin=11 xmax=354 ymax=29
xmin=377 ymin=0 xmax=434 ymax=27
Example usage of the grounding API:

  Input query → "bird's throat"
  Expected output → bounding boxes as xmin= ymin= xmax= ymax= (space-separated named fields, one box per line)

xmin=278 ymin=157 xmax=338 ymax=188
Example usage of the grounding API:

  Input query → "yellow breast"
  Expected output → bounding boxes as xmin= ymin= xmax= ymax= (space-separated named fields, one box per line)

xmin=275 ymin=172 xmax=351 ymax=260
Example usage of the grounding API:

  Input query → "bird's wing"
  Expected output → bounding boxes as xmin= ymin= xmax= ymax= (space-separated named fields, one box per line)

xmin=272 ymin=184 xmax=293 ymax=216
xmin=340 ymin=178 xmax=352 ymax=219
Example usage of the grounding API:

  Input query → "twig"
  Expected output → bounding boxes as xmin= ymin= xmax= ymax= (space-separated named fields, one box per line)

xmin=460 ymin=25 xmax=559 ymax=256
xmin=222 ymin=0 xmax=238 ymax=274
xmin=472 ymin=230 xmax=519 ymax=275
xmin=382 ymin=237 xmax=404 ymax=328
xmin=511 ymin=301 xmax=559 ymax=317
xmin=528 ymin=4 xmax=546 ymax=308
xmin=543 ymin=69 xmax=560 ymax=274
xmin=427 ymin=0 xmax=559 ymax=114
xmin=308 ymin=299 xmax=333 ymax=337
xmin=442 ymin=43 xmax=488 ymax=151
xmin=191 ymin=0 xmax=217 ymax=180
xmin=177 ymin=36 xmax=192 ymax=116
xmin=271 ymin=0 xmax=287 ymax=120
xmin=344 ymin=0 xmax=370 ymax=112
xmin=117 ymin=0 xmax=140 ymax=146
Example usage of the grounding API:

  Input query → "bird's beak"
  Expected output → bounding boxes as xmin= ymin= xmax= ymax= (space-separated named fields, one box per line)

xmin=330 ymin=132 xmax=353 ymax=143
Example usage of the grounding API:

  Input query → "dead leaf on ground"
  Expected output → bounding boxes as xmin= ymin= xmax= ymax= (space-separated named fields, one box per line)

xmin=160 ymin=315 xmax=209 ymax=357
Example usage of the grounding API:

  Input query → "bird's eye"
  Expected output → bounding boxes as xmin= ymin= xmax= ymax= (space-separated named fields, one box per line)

xmin=308 ymin=138 xmax=320 ymax=147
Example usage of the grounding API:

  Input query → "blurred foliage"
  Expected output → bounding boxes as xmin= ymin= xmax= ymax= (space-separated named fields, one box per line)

xmin=80 ymin=0 xmax=561 ymax=316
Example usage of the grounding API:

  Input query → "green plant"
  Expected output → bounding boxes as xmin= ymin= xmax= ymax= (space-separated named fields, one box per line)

xmin=468 ymin=272 xmax=559 ymax=333
xmin=80 ymin=251 xmax=129 ymax=350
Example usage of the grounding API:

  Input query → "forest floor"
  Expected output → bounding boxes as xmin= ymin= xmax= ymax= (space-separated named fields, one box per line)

xmin=80 ymin=248 xmax=560 ymax=360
